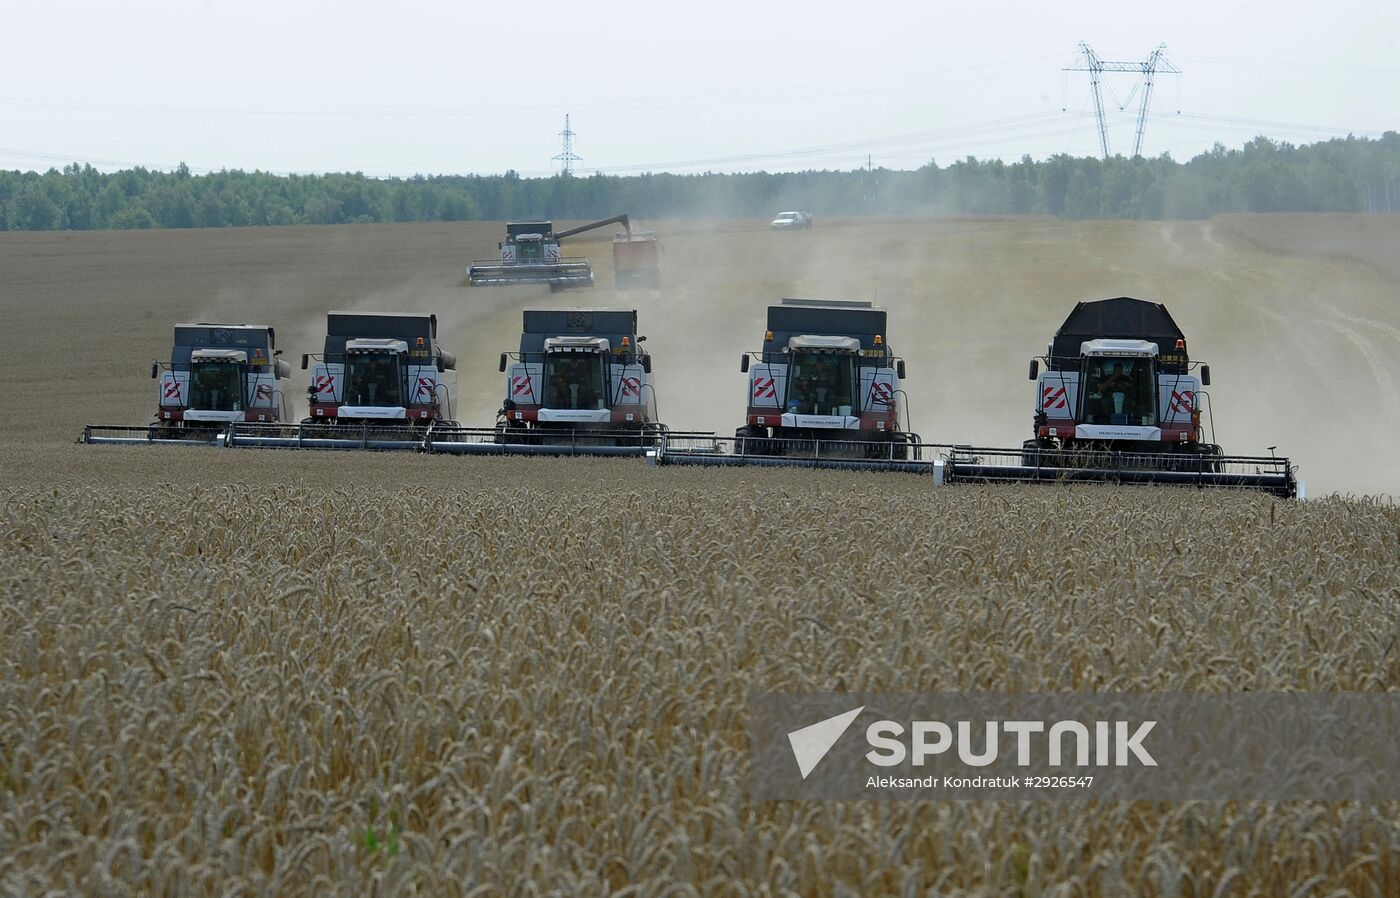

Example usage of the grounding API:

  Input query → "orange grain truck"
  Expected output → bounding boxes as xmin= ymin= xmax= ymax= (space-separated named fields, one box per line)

xmin=612 ymin=231 xmax=660 ymax=289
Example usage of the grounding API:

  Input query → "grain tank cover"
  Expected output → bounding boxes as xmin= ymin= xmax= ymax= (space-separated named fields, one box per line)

xmin=765 ymin=299 xmax=889 ymax=359
xmin=507 ymin=221 xmax=554 ymax=239
xmin=519 ymin=309 xmax=639 ymax=354
xmin=171 ymin=324 xmax=276 ymax=368
xmin=1049 ymin=297 xmax=1188 ymax=373
xmin=323 ymin=311 xmax=437 ymax=356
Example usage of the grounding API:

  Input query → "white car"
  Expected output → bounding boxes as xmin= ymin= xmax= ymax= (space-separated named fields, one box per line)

xmin=770 ymin=211 xmax=813 ymax=231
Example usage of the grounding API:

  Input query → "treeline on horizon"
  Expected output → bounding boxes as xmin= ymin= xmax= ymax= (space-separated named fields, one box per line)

xmin=1 ymin=133 xmax=1398 ymax=231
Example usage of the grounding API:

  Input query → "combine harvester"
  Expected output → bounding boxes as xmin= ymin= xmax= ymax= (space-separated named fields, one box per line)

xmin=226 ymin=311 xmax=459 ymax=450
xmin=652 ymin=299 xmax=944 ymax=472
xmin=467 ymin=215 xmax=660 ymax=291
xmin=420 ymin=308 xmax=705 ymax=457
xmin=943 ymin=296 xmax=1299 ymax=496
xmin=82 ymin=323 xmax=292 ymax=445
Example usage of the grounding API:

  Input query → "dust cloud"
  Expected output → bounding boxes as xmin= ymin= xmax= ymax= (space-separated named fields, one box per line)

xmin=645 ymin=213 xmax=1400 ymax=497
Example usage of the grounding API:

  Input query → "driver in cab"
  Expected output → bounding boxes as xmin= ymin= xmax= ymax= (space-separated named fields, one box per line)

xmin=551 ymin=358 xmax=597 ymax=409
xmin=1097 ymin=361 xmax=1134 ymax=418
xmin=353 ymin=357 xmax=390 ymax=404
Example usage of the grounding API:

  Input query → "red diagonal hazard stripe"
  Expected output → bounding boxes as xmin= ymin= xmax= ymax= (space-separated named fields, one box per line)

xmin=868 ymin=381 xmax=894 ymax=405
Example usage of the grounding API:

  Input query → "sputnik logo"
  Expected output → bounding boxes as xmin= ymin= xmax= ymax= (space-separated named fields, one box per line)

xmin=787 ymin=706 xmax=864 ymax=779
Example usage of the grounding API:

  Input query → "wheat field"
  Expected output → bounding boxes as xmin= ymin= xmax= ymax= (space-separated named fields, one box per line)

xmin=3 ymin=465 xmax=1398 ymax=895
xmin=2 ymin=217 xmax=1399 ymax=894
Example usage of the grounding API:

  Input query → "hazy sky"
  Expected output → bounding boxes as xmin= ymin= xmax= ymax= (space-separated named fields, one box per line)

xmin=2 ymin=0 xmax=1396 ymax=177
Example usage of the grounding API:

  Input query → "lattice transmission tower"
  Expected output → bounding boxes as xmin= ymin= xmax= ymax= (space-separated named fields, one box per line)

xmin=552 ymin=114 xmax=581 ymax=176
xmin=1065 ymin=43 xmax=1179 ymax=159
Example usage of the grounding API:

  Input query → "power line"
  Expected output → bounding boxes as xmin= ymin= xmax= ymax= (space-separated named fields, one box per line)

xmin=1167 ymin=111 xmax=1390 ymax=138
xmin=576 ymin=111 xmax=1068 ymax=175
xmin=0 ymin=54 xmax=1066 ymax=121
xmin=2 ymin=107 xmax=1390 ymax=178
xmin=1175 ymin=53 xmax=1400 ymax=74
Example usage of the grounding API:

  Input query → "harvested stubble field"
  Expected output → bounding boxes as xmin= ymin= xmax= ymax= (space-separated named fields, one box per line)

xmin=1 ymin=216 xmax=1399 ymax=894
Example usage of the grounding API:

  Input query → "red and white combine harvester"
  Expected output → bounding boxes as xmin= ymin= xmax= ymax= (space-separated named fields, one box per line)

xmin=483 ymin=308 xmax=689 ymax=455
xmin=82 ymin=323 xmax=292 ymax=445
xmin=302 ymin=312 xmax=457 ymax=426
xmin=211 ymin=311 xmax=460 ymax=450
xmin=394 ymin=307 xmax=703 ymax=457
xmin=1027 ymin=296 xmax=1217 ymax=460
xmin=942 ymin=296 xmax=1299 ymax=496
xmin=652 ymin=298 xmax=936 ymax=471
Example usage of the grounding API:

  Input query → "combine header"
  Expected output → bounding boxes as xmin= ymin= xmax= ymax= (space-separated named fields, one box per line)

xmin=82 ymin=323 xmax=292 ymax=446
xmin=653 ymin=299 xmax=942 ymax=471
xmin=467 ymin=215 xmax=659 ymax=291
xmin=943 ymin=297 xmax=1297 ymax=496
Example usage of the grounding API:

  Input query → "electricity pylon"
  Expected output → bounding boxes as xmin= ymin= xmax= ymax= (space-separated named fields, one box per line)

xmin=1065 ymin=43 xmax=1180 ymax=159
xmin=552 ymin=115 xmax=581 ymax=176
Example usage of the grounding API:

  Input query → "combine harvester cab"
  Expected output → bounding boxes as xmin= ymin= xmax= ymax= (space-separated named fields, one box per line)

xmin=945 ymin=296 xmax=1299 ymax=496
xmin=435 ymin=308 xmax=672 ymax=457
xmin=228 ymin=311 xmax=458 ymax=450
xmin=82 ymin=323 xmax=292 ymax=446
xmin=654 ymin=299 xmax=945 ymax=472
